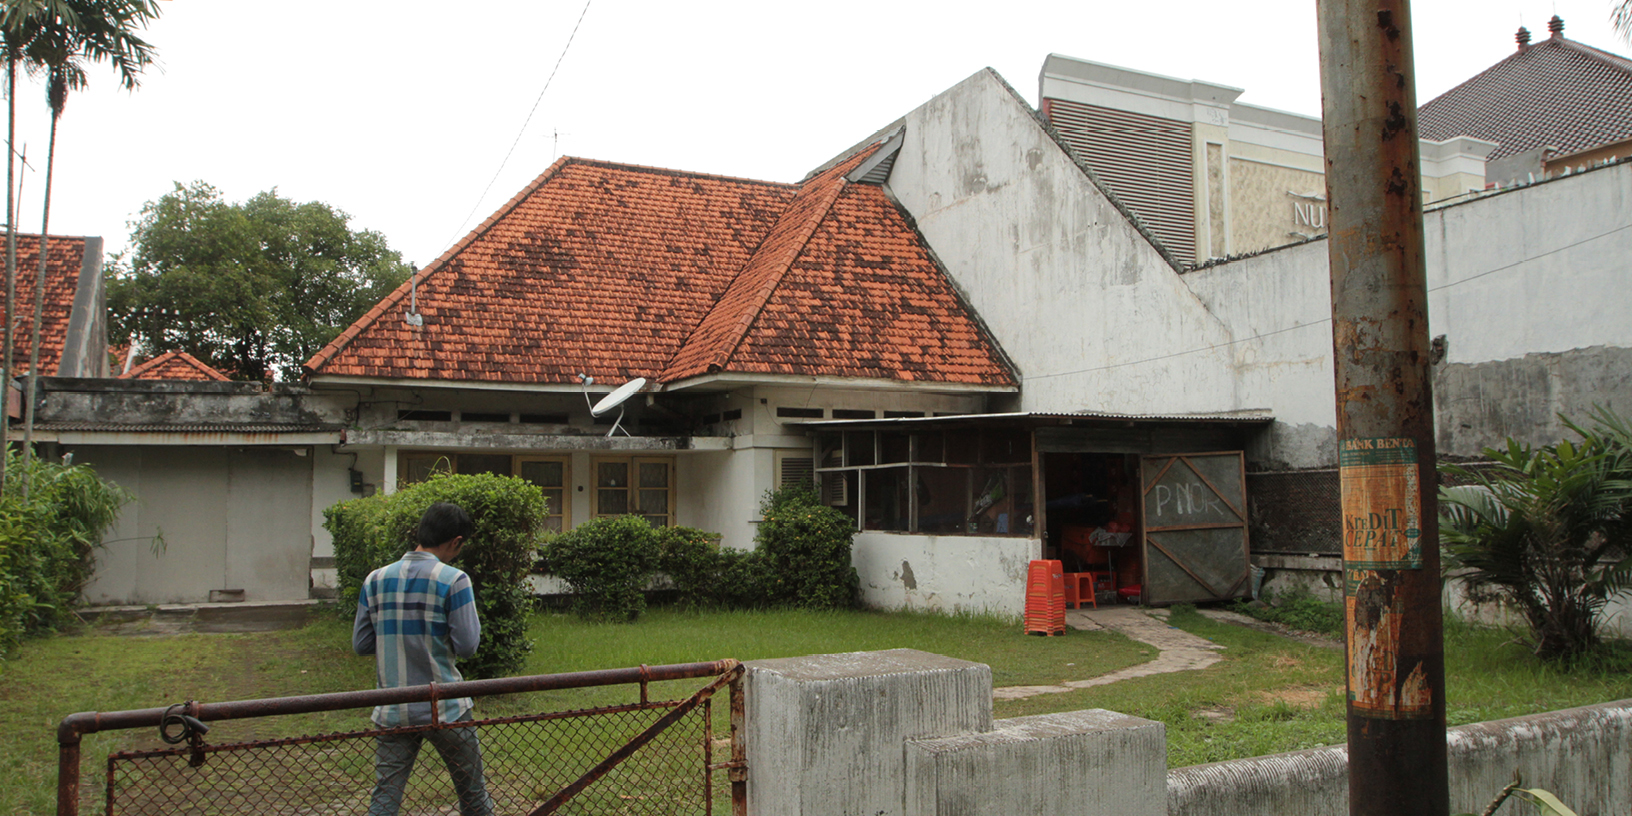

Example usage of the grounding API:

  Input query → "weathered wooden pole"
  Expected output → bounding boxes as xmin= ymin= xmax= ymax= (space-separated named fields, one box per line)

xmin=1315 ymin=1 xmax=1449 ymax=814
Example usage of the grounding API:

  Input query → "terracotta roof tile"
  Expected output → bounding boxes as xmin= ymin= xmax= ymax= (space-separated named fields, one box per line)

xmin=1419 ymin=34 xmax=1632 ymax=161
xmin=0 ymin=234 xmax=85 ymax=376
xmin=118 ymin=350 xmax=231 ymax=381
xmin=308 ymin=153 xmax=1014 ymax=390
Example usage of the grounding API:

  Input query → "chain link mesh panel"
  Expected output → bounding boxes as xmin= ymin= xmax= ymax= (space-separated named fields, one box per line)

xmin=106 ymin=699 xmax=726 ymax=815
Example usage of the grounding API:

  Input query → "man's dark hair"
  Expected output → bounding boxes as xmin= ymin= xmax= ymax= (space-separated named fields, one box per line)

xmin=417 ymin=502 xmax=474 ymax=549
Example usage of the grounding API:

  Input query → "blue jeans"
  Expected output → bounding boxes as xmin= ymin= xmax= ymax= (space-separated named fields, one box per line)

xmin=368 ymin=714 xmax=494 ymax=816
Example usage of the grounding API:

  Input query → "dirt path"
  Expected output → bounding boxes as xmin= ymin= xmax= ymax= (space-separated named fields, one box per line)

xmin=993 ymin=607 xmax=1226 ymax=700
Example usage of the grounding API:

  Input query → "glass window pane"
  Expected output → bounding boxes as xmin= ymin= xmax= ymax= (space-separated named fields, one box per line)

xmin=457 ymin=454 xmax=512 ymax=476
xmin=543 ymin=489 xmax=563 ymax=517
xmin=644 ymin=515 xmax=669 ymax=528
xmin=970 ymin=467 xmax=1015 ymax=535
xmin=520 ymin=460 xmax=564 ymax=487
xmin=598 ymin=462 xmax=628 ymax=488
xmin=862 ymin=467 xmax=909 ymax=532
xmin=543 ymin=516 xmax=563 ymax=533
xmin=916 ymin=468 xmax=970 ymax=534
xmin=846 ymin=431 xmax=876 ymax=466
xmin=638 ymin=462 xmax=669 ymax=488
xmin=599 ymin=489 xmax=628 ymax=515
xmin=880 ymin=432 xmax=910 ymax=464
xmin=403 ymin=455 xmax=447 ymax=484
xmin=916 ymin=433 xmax=944 ymax=464
xmin=638 ymin=489 xmax=668 ymax=515
xmin=1008 ymin=466 xmax=1035 ymax=536
xmin=981 ymin=428 xmax=1030 ymax=464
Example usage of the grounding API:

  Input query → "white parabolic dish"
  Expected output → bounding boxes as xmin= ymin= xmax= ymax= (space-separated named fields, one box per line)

xmin=591 ymin=377 xmax=648 ymax=416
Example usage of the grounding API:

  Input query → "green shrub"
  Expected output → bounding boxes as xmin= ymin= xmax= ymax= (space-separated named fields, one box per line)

xmin=542 ymin=515 xmax=661 ymax=622
xmin=0 ymin=453 xmax=129 ymax=658
xmin=712 ymin=547 xmax=772 ymax=609
xmin=654 ymin=525 xmax=721 ymax=609
xmin=325 ymin=472 xmax=546 ymax=678
xmin=757 ymin=484 xmax=858 ymax=609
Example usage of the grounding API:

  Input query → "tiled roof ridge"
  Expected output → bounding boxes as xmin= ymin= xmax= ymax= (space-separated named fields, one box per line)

xmin=118 ymin=350 xmax=231 ymax=381
xmin=304 ymin=156 xmax=579 ymax=375
xmin=567 ymin=157 xmax=799 ymax=190
xmin=1421 ymin=36 xmax=1632 ymax=113
xmin=662 ymin=152 xmax=872 ymax=381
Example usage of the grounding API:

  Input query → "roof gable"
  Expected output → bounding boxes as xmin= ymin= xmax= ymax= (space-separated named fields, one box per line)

xmin=118 ymin=350 xmax=231 ymax=381
xmin=0 ymin=234 xmax=87 ymax=376
xmin=1419 ymin=35 xmax=1632 ymax=161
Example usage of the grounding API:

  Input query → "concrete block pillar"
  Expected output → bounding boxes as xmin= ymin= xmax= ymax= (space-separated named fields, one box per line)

xmin=745 ymin=648 xmax=993 ymax=816
xmin=905 ymin=710 xmax=1167 ymax=816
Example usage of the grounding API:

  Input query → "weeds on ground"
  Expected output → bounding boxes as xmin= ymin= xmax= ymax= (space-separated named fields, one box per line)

xmin=1229 ymin=588 xmax=1345 ymax=638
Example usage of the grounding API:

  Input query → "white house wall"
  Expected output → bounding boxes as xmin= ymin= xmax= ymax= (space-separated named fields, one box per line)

xmin=853 ymin=532 xmax=1041 ymax=618
xmin=78 ymin=445 xmax=314 ymax=605
xmin=887 ymin=70 xmax=1240 ymax=417
xmin=1184 ymin=161 xmax=1632 ymax=465
xmin=678 ymin=449 xmax=761 ymax=551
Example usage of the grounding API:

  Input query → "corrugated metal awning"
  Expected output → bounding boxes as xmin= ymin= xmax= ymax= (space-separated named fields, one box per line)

xmin=786 ymin=408 xmax=1273 ymax=430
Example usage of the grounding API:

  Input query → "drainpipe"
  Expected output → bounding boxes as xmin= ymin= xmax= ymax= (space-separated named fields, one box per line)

xmin=1316 ymin=2 xmax=1449 ymax=815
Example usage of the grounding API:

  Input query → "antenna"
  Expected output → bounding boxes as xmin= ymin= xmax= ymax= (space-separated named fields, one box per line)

xmin=590 ymin=377 xmax=647 ymax=438
xmin=404 ymin=264 xmax=423 ymax=326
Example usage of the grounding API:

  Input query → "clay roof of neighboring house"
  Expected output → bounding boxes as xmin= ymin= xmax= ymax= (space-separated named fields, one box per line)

xmin=307 ymin=151 xmax=1014 ymax=389
xmin=118 ymin=350 xmax=231 ymax=382
xmin=0 ymin=233 xmax=87 ymax=376
xmin=1419 ymin=18 xmax=1632 ymax=162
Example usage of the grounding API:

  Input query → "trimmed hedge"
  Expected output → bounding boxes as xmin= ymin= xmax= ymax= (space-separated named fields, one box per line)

xmin=757 ymin=484 xmax=859 ymax=609
xmin=325 ymin=472 xmax=546 ymax=679
xmin=0 ymin=453 xmax=128 ymax=659
xmin=537 ymin=485 xmax=857 ymax=621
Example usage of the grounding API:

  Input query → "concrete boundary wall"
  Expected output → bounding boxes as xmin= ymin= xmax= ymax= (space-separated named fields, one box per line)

xmin=1168 ymin=700 xmax=1632 ymax=816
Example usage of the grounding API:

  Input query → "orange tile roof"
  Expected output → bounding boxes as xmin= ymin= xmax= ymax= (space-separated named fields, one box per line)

xmin=308 ymin=154 xmax=1014 ymax=389
xmin=118 ymin=350 xmax=231 ymax=381
xmin=0 ymin=233 xmax=86 ymax=376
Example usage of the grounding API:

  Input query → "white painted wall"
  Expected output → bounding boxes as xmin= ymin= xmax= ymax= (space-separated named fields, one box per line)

xmin=77 ymin=445 xmax=314 ymax=605
xmin=678 ymin=448 xmax=761 ymax=551
xmin=887 ymin=70 xmax=1240 ymax=417
xmin=1182 ymin=161 xmax=1632 ymax=468
xmin=853 ymin=531 xmax=1041 ymax=618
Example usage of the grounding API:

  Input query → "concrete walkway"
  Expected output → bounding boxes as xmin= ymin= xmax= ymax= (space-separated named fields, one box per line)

xmin=993 ymin=606 xmax=1226 ymax=701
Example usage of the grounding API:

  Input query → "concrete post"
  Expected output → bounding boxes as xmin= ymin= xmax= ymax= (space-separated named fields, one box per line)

xmin=745 ymin=649 xmax=993 ymax=816
xmin=906 ymin=709 xmax=1167 ymax=816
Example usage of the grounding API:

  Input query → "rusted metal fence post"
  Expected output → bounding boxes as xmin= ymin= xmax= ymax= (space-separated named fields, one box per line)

xmin=1315 ymin=1 xmax=1450 ymax=814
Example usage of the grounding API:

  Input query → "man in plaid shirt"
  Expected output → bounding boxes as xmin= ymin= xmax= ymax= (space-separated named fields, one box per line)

xmin=353 ymin=502 xmax=493 ymax=816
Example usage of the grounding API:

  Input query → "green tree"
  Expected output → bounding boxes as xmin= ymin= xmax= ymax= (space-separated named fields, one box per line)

xmin=1440 ymin=408 xmax=1632 ymax=660
xmin=17 ymin=0 xmax=158 ymax=491
xmin=108 ymin=182 xmax=412 ymax=380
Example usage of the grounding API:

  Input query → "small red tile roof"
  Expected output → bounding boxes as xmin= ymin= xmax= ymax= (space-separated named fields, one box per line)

xmin=1419 ymin=24 xmax=1632 ymax=161
xmin=0 ymin=233 xmax=86 ymax=376
xmin=118 ymin=350 xmax=231 ymax=381
xmin=308 ymin=153 xmax=1014 ymax=389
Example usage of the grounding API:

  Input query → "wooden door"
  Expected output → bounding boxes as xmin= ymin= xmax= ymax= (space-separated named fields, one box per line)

xmin=1140 ymin=451 xmax=1250 ymax=605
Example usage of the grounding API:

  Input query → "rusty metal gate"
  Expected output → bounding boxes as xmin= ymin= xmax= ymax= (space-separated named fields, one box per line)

xmin=1140 ymin=451 xmax=1250 ymax=605
xmin=56 ymin=660 xmax=745 ymax=816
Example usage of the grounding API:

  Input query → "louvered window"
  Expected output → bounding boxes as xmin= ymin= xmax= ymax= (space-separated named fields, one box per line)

xmin=1043 ymin=98 xmax=1196 ymax=265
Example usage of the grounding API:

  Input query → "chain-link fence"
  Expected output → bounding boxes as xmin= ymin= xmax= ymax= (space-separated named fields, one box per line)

xmin=57 ymin=660 xmax=746 ymax=816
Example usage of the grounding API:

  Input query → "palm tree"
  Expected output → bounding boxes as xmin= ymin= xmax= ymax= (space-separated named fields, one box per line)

xmin=1440 ymin=408 xmax=1632 ymax=659
xmin=1617 ymin=0 xmax=1632 ymax=44
xmin=0 ymin=0 xmax=73 ymax=494
xmin=16 ymin=0 xmax=157 ymax=492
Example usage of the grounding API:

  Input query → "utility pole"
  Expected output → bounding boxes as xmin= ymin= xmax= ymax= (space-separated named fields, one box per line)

xmin=1315 ymin=2 xmax=1449 ymax=815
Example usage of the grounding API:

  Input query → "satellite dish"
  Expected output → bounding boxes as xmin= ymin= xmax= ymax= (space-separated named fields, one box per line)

xmin=590 ymin=377 xmax=647 ymax=437
xmin=591 ymin=377 xmax=647 ymax=416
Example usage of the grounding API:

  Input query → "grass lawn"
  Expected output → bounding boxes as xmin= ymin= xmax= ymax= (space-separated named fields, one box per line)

xmin=1 ymin=604 xmax=1628 ymax=813
xmin=0 ymin=606 xmax=1148 ymax=814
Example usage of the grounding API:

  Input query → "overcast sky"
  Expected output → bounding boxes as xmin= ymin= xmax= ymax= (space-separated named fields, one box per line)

xmin=10 ymin=0 xmax=1629 ymax=268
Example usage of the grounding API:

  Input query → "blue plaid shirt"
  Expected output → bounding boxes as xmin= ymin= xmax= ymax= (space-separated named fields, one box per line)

xmin=353 ymin=551 xmax=481 ymax=726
